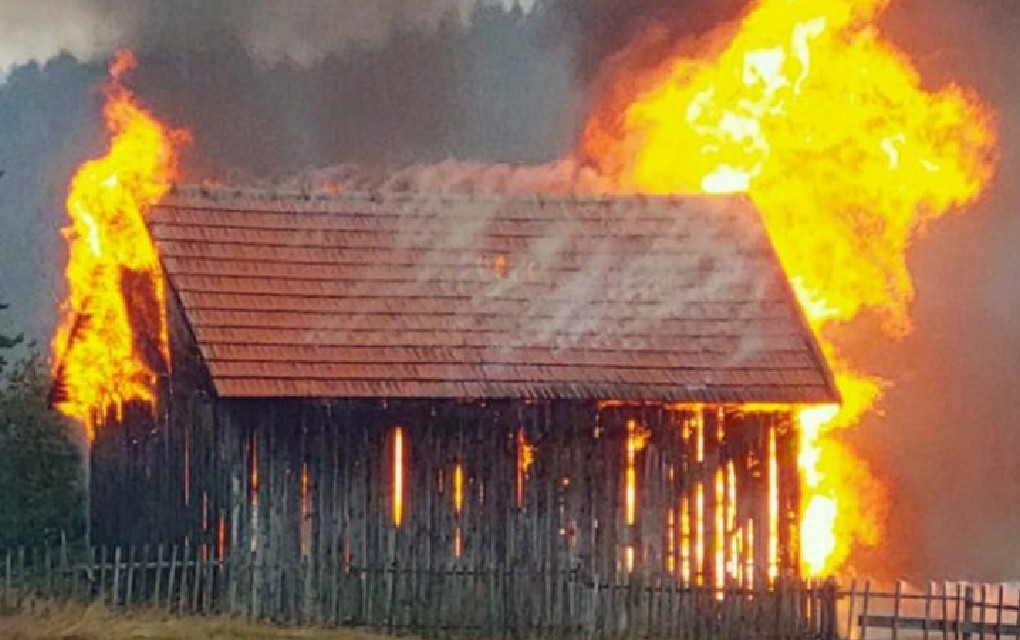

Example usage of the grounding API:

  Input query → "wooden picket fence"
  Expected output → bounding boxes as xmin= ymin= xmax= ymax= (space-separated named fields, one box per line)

xmin=847 ymin=580 xmax=1020 ymax=640
xmin=1 ymin=541 xmax=842 ymax=638
xmin=0 ymin=543 xmax=224 ymax=615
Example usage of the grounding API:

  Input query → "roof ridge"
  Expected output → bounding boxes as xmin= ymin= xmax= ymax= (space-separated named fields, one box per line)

xmin=165 ymin=183 xmax=742 ymax=208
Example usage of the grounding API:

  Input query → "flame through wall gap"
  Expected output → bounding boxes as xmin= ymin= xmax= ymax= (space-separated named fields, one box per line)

xmin=51 ymin=50 xmax=188 ymax=440
xmin=579 ymin=0 xmax=997 ymax=574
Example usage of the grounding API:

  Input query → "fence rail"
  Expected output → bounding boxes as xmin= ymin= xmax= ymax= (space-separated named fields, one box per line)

xmin=19 ymin=545 xmax=1019 ymax=640
xmin=847 ymin=580 xmax=1020 ymax=640
xmin=0 ymin=542 xmax=845 ymax=639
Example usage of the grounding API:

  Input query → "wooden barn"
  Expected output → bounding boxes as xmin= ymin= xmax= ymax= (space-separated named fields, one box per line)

xmin=85 ymin=186 xmax=838 ymax=627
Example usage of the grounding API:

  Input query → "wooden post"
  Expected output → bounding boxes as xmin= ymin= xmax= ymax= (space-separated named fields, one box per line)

xmin=924 ymin=582 xmax=933 ymax=640
xmin=97 ymin=546 xmax=106 ymax=604
xmin=154 ymin=544 xmax=165 ymax=609
xmin=112 ymin=546 xmax=122 ymax=607
xmin=956 ymin=583 xmax=965 ymax=640
xmin=44 ymin=543 xmax=53 ymax=597
xmin=980 ymin=585 xmax=989 ymax=640
xmin=138 ymin=544 xmax=149 ymax=606
xmin=167 ymin=544 xmax=179 ymax=614
xmin=860 ymin=580 xmax=871 ymax=640
xmin=1013 ymin=585 xmax=1020 ymax=640
xmin=995 ymin=585 xmax=1004 ymax=640
xmin=4 ymin=550 xmax=10 ymax=610
xmin=943 ymin=583 xmax=951 ymax=640
xmin=125 ymin=545 xmax=136 ymax=607
xmin=892 ymin=581 xmax=903 ymax=640
xmin=822 ymin=577 xmax=838 ymax=640
xmin=193 ymin=543 xmax=203 ymax=613
xmin=964 ymin=585 xmax=975 ymax=640
xmin=59 ymin=537 xmax=69 ymax=601
xmin=178 ymin=541 xmax=190 ymax=615
xmin=846 ymin=578 xmax=858 ymax=640
xmin=205 ymin=543 xmax=215 ymax=614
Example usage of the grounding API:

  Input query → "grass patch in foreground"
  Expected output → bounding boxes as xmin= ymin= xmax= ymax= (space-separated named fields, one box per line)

xmin=0 ymin=603 xmax=392 ymax=640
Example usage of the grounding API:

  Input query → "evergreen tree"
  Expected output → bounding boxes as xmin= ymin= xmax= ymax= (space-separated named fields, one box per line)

xmin=0 ymin=300 xmax=23 ymax=371
xmin=0 ymin=303 xmax=83 ymax=549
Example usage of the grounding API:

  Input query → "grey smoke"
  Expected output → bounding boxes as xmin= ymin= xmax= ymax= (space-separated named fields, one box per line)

xmin=0 ymin=0 xmax=543 ymax=73
xmin=0 ymin=2 xmax=124 ymax=74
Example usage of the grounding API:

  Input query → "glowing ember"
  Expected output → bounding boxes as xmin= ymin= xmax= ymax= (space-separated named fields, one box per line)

xmin=580 ymin=0 xmax=996 ymax=575
xmin=516 ymin=427 xmax=534 ymax=507
xmin=714 ymin=466 xmax=725 ymax=593
xmin=624 ymin=419 xmax=650 ymax=525
xmin=454 ymin=462 xmax=465 ymax=515
xmin=51 ymin=49 xmax=187 ymax=439
xmin=666 ymin=506 xmax=677 ymax=573
xmin=393 ymin=427 xmax=405 ymax=527
xmin=695 ymin=482 xmax=705 ymax=585
xmin=767 ymin=425 xmax=779 ymax=583
xmin=681 ymin=496 xmax=691 ymax=583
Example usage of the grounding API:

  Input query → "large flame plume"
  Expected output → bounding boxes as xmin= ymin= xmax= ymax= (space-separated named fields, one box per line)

xmin=51 ymin=50 xmax=187 ymax=440
xmin=580 ymin=0 xmax=996 ymax=574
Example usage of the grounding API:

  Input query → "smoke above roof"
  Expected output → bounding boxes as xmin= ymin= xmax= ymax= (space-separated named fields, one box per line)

xmin=0 ymin=1 xmax=549 ymax=74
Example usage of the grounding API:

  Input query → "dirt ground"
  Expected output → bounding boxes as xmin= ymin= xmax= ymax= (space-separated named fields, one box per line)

xmin=0 ymin=604 xmax=392 ymax=640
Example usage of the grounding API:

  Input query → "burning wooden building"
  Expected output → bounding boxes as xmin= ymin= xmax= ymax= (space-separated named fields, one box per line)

xmin=70 ymin=185 xmax=837 ymax=621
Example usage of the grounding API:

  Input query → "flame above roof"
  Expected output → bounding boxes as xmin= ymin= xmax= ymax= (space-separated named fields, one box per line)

xmin=149 ymin=186 xmax=837 ymax=403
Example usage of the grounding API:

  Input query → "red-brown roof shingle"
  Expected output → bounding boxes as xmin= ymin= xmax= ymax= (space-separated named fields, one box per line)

xmin=150 ymin=187 xmax=837 ymax=403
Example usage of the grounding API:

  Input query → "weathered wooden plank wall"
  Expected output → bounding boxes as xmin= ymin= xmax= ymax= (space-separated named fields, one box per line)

xmin=87 ymin=393 xmax=802 ymax=627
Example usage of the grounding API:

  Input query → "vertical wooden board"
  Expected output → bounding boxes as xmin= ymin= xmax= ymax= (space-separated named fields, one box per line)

xmin=139 ymin=544 xmax=150 ymax=606
xmin=327 ymin=402 xmax=341 ymax=626
xmin=112 ymin=546 xmax=122 ymax=607
xmin=178 ymin=541 xmax=190 ymax=614
xmin=166 ymin=544 xmax=178 ymax=614
xmin=980 ymin=584 xmax=989 ymax=640
xmin=192 ymin=542 xmax=204 ymax=613
xmin=206 ymin=542 xmax=216 ymax=613
xmin=254 ymin=405 xmax=271 ymax=621
xmin=4 ymin=550 xmax=11 ymax=610
xmin=845 ymin=578 xmax=858 ymax=640
xmin=1013 ymin=583 xmax=1020 ymax=640
xmin=859 ymin=580 xmax=871 ymax=640
xmin=125 ymin=545 xmax=136 ymax=607
xmin=97 ymin=546 xmax=106 ymax=604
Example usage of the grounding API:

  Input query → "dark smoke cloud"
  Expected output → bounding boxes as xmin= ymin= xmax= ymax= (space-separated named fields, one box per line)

xmin=549 ymin=0 xmax=749 ymax=80
xmin=127 ymin=4 xmax=577 ymax=180
xmin=0 ymin=1 xmax=537 ymax=71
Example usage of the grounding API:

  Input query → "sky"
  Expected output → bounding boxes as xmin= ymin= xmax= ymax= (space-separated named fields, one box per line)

xmin=0 ymin=0 xmax=1018 ymax=581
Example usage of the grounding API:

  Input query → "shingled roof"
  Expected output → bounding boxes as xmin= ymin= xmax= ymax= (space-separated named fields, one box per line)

xmin=149 ymin=187 xmax=837 ymax=404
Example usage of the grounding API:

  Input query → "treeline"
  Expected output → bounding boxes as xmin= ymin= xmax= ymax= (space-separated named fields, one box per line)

xmin=0 ymin=300 xmax=83 ymax=549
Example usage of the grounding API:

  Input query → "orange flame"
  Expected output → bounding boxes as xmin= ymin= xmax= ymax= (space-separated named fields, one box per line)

xmin=453 ymin=462 xmax=465 ymax=515
xmin=51 ymin=49 xmax=187 ymax=439
xmin=624 ymin=419 xmax=650 ymax=525
xmin=516 ymin=427 xmax=534 ymax=507
xmin=393 ymin=427 xmax=405 ymax=527
xmin=580 ymin=0 xmax=996 ymax=575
